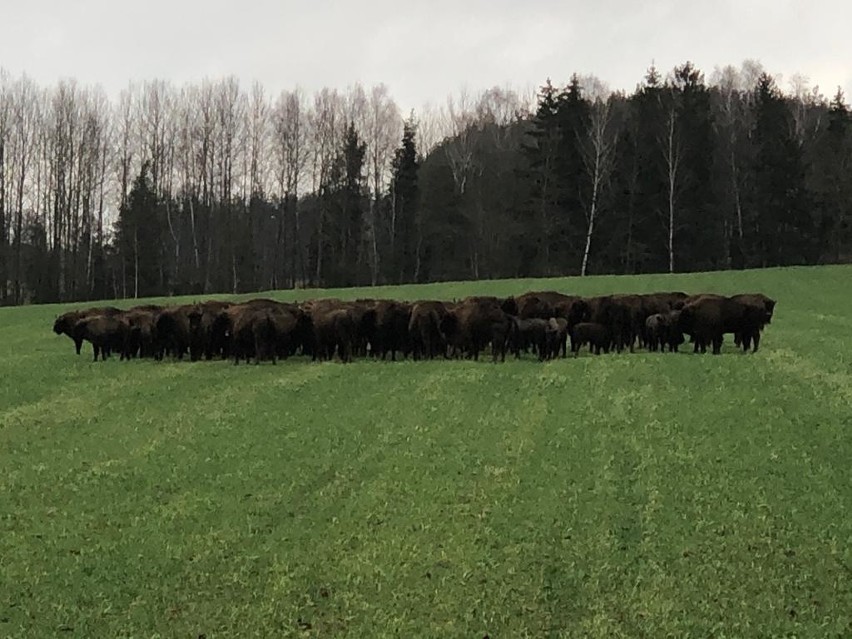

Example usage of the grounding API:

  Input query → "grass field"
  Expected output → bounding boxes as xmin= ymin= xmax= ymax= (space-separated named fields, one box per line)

xmin=1 ymin=265 xmax=851 ymax=638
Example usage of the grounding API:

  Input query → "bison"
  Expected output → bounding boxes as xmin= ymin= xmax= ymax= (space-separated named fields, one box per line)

xmin=570 ymin=322 xmax=611 ymax=357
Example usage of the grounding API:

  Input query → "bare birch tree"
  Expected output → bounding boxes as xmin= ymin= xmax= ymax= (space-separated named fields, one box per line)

xmin=579 ymin=94 xmax=618 ymax=275
xmin=272 ymin=88 xmax=310 ymax=286
xmin=363 ymin=84 xmax=400 ymax=284
xmin=245 ymin=81 xmax=270 ymax=198
xmin=0 ymin=72 xmax=10 ymax=301
xmin=174 ymin=85 xmax=201 ymax=279
xmin=415 ymin=101 xmax=448 ymax=158
xmin=445 ymin=89 xmax=484 ymax=277
xmin=75 ymin=87 xmax=109 ymax=295
xmin=710 ymin=61 xmax=766 ymax=266
xmin=661 ymin=89 xmax=682 ymax=273
xmin=310 ymin=87 xmax=344 ymax=284
xmin=213 ymin=77 xmax=247 ymax=292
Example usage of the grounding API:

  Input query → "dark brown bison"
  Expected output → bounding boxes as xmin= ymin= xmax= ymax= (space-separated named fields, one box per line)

xmin=226 ymin=306 xmax=279 ymax=364
xmin=678 ymin=295 xmax=770 ymax=354
xmin=155 ymin=305 xmax=197 ymax=359
xmin=123 ymin=306 xmax=162 ymax=358
xmin=442 ymin=297 xmax=513 ymax=362
xmin=73 ymin=314 xmax=131 ymax=362
xmin=372 ymin=300 xmax=412 ymax=360
xmin=408 ymin=301 xmax=449 ymax=360
xmin=351 ymin=300 xmax=380 ymax=357
xmin=570 ymin=322 xmax=611 ymax=356
xmin=510 ymin=318 xmax=549 ymax=360
xmin=312 ymin=307 xmax=356 ymax=363
xmin=611 ymin=294 xmax=649 ymax=351
xmin=586 ymin=296 xmax=631 ymax=352
xmin=268 ymin=305 xmax=309 ymax=360
xmin=53 ymin=306 xmax=122 ymax=355
xmin=210 ymin=301 xmax=303 ymax=364
xmin=305 ymin=299 xmax=375 ymax=358
xmin=187 ymin=300 xmax=232 ymax=360
xmin=730 ymin=293 xmax=776 ymax=351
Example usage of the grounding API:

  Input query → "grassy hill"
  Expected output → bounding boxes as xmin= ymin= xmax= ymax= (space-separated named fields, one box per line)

xmin=1 ymin=265 xmax=851 ymax=637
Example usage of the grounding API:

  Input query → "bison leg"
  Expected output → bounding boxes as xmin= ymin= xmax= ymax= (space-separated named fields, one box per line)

xmin=712 ymin=335 xmax=723 ymax=355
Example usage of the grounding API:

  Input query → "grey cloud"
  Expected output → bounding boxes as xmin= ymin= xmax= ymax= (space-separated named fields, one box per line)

xmin=2 ymin=0 xmax=850 ymax=111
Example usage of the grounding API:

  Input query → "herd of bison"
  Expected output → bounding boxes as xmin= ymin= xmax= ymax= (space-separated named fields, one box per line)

xmin=51 ymin=290 xmax=777 ymax=364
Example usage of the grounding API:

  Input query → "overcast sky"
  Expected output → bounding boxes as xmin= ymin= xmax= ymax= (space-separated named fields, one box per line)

xmin=3 ymin=0 xmax=851 ymax=111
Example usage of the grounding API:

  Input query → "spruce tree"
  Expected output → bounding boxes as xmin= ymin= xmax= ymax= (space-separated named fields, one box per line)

xmin=671 ymin=62 xmax=718 ymax=270
xmin=521 ymin=79 xmax=562 ymax=275
xmin=750 ymin=73 xmax=815 ymax=266
xmin=553 ymin=75 xmax=590 ymax=272
xmin=320 ymin=122 xmax=367 ymax=286
xmin=811 ymin=88 xmax=852 ymax=260
xmin=390 ymin=116 xmax=419 ymax=282
xmin=115 ymin=163 xmax=163 ymax=297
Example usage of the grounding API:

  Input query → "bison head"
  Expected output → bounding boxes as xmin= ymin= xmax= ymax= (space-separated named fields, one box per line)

xmin=53 ymin=312 xmax=79 ymax=336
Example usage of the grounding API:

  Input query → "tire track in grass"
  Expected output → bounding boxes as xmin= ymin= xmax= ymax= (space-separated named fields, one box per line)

xmin=0 ymin=364 xmax=234 ymax=632
xmin=252 ymin=361 xmax=470 ymax=637
xmin=0 ymin=360 xmax=194 ymax=431
xmin=527 ymin=354 xmax=705 ymax=636
xmin=276 ymin=362 xmax=532 ymax=637
xmin=766 ymin=347 xmax=852 ymax=409
xmin=1 ymin=361 xmax=341 ymax=636
xmin=598 ymin=353 xmax=852 ymax=637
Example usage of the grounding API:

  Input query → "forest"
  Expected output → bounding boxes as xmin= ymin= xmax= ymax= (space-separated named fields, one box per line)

xmin=0 ymin=60 xmax=849 ymax=305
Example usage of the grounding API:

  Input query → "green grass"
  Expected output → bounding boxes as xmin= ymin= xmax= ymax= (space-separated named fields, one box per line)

xmin=1 ymin=265 xmax=851 ymax=638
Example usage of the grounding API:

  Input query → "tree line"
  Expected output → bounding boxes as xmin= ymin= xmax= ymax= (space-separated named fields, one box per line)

xmin=0 ymin=60 xmax=850 ymax=305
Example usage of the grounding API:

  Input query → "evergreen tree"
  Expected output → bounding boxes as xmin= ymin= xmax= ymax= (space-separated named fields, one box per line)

xmin=624 ymin=65 xmax=669 ymax=272
xmin=522 ymin=79 xmax=562 ymax=275
xmin=809 ymin=88 xmax=852 ymax=261
xmin=670 ymin=62 xmax=719 ymax=270
xmin=318 ymin=122 xmax=367 ymax=286
xmin=389 ymin=116 xmax=419 ymax=283
xmin=552 ymin=75 xmax=590 ymax=272
xmin=115 ymin=163 xmax=164 ymax=297
xmin=416 ymin=142 xmax=466 ymax=283
xmin=749 ymin=73 xmax=815 ymax=266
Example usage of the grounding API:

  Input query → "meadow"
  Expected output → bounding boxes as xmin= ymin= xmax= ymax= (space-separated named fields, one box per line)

xmin=1 ymin=265 xmax=851 ymax=638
